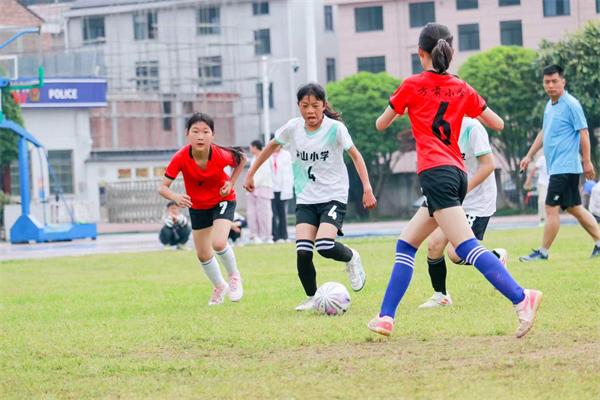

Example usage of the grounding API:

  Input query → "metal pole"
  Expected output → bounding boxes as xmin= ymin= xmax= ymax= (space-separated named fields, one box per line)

xmin=18 ymin=137 xmax=30 ymax=216
xmin=305 ymin=0 xmax=318 ymax=82
xmin=261 ymin=55 xmax=270 ymax=145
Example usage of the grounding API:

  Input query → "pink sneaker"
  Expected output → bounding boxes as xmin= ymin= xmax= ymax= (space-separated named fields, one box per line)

xmin=208 ymin=283 xmax=229 ymax=306
xmin=228 ymin=273 xmax=243 ymax=302
xmin=514 ymin=289 xmax=543 ymax=338
xmin=367 ymin=314 xmax=394 ymax=336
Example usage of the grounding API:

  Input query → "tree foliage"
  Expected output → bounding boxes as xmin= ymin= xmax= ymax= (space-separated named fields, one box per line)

xmin=0 ymin=72 xmax=24 ymax=169
xmin=326 ymin=72 xmax=409 ymax=204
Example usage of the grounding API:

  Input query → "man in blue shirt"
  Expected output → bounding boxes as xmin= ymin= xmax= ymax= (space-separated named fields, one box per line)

xmin=519 ymin=64 xmax=600 ymax=261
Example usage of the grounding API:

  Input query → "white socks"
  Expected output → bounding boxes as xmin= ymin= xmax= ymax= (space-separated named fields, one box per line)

xmin=200 ymin=256 xmax=226 ymax=288
xmin=216 ymin=245 xmax=239 ymax=277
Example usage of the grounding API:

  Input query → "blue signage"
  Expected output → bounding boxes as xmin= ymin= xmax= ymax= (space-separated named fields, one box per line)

xmin=14 ymin=78 xmax=107 ymax=108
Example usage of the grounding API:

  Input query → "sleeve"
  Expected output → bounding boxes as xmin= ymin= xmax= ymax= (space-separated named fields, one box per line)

xmin=464 ymin=82 xmax=487 ymax=118
xmin=274 ymin=119 xmax=294 ymax=146
xmin=569 ymin=100 xmax=588 ymax=131
xmin=337 ymin=123 xmax=354 ymax=151
xmin=389 ymin=81 xmax=412 ymax=114
xmin=164 ymin=152 xmax=182 ymax=180
xmin=469 ymin=122 xmax=492 ymax=157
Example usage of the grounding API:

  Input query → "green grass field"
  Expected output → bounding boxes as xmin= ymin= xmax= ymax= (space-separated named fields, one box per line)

xmin=1 ymin=226 xmax=599 ymax=399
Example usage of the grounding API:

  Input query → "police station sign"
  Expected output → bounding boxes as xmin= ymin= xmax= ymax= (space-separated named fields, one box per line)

xmin=13 ymin=79 xmax=107 ymax=108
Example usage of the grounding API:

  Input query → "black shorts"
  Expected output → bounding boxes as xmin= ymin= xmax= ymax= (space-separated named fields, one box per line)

xmin=465 ymin=214 xmax=490 ymax=240
xmin=546 ymin=174 xmax=581 ymax=210
xmin=189 ymin=201 xmax=236 ymax=230
xmin=296 ymin=200 xmax=347 ymax=236
xmin=419 ymin=166 xmax=468 ymax=217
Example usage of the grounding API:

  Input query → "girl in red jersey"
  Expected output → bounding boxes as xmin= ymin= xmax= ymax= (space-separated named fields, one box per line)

xmin=367 ymin=23 xmax=542 ymax=338
xmin=159 ymin=113 xmax=247 ymax=306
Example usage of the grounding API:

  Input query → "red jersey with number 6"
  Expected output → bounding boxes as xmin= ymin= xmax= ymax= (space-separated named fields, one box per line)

xmin=164 ymin=144 xmax=236 ymax=209
xmin=389 ymin=71 xmax=487 ymax=174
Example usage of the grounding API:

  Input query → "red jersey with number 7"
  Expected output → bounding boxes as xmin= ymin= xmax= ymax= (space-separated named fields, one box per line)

xmin=389 ymin=71 xmax=487 ymax=174
xmin=164 ymin=144 xmax=237 ymax=209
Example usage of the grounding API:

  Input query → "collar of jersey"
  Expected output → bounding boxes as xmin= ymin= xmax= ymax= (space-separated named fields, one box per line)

xmin=188 ymin=144 xmax=212 ymax=160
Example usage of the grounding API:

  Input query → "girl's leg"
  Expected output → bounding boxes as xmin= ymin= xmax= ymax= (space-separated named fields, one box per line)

xmin=296 ymin=223 xmax=318 ymax=297
xmin=425 ymin=227 xmax=450 ymax=296
xmin=212 ymin=218 xmax=243 ymax=301
xmin=192 ymin=228 xmax=229 ymax=305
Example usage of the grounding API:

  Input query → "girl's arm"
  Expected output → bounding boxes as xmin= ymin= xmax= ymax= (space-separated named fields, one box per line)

xmin=477 ymin=107 xmax=504 ymax=131
xmin=375 ymin=106 xmax=401 ymax=131
xmin=467 ymin=152 xmax=495 ymax=193
xmin=243 ymin=139 xmax=281 ymax=192
xmin=346 ymin=146 xmax=377 ymax=209
xmin=158 ymin=177 xmax=192 ymax=207
xmin=220 ymin=153 xmax=248 ymax=196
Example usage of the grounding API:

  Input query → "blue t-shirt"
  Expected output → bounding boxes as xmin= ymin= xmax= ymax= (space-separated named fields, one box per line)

xmin=543 ymin=91 xmax=588 ymax=175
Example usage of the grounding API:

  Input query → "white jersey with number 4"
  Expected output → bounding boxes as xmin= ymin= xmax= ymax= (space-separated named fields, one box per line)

xmin=274 ymin=115 xmax=354 ymax=205
xmin=459 ymin=117 xmax=497 ymax=217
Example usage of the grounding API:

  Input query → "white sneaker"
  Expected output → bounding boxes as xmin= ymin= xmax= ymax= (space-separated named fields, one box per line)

xmin=418 ymin=291 xmax=453 ymax=308
xmin=228 ymin=273 xmax=243 ymax=302
xmin=493 ymin=248 xmax=509 ymax=267
xmin=208 ymin=284 xmax=229 ymax=306
xmin=295 ymin=296 xmax=315 ymax=311
xmin=514 ymin=289 xmax=543 ymax=338
xmin=346 ymin=248 xmax=366 ymax=291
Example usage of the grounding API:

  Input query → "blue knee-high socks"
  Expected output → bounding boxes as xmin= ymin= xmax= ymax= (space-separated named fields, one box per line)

xmin=380 ymin=240 xmax=417 ymax=318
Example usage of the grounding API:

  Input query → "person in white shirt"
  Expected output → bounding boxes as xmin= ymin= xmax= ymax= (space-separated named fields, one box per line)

xmin=524 ymin=155 xmax=549 ymax=225
xmin=270 ymin=146 xmax=294 ymax=242
xmin=246 ymin=140 xmax=273 ymax=243
xmin=588 ymin=182 xmax=600 ymax=223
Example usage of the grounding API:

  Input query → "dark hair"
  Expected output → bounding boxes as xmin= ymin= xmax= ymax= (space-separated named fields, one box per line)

xmin=250 ymin=139 xmax=263 ymax=150
xmin=185 ymin=112 xmax=246 ymax=166
xmin=418 ymin=23 xmax=454 ymax=73
xmin=166 ymin=200 xmax=177 ymax=208
xmin=543 ymin=64 xmax=564 ymax=77
xmin=296 ymin=83 xmax=342 ymax=121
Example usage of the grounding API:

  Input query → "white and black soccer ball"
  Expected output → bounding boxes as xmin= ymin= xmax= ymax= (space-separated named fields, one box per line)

xmin=313 ymin=282 xmax=351 ymax=316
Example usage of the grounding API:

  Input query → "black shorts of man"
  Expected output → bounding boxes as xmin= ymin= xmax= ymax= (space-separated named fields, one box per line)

xmin=159 ymin=201 xmax=191 ymax=249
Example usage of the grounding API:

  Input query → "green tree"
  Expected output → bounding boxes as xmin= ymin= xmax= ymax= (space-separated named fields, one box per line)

xmin=537 ymin=20 xmax=600 ymax=165
xmin=326 ymin=72 xmax=409 ymax=207
xmin=459 ymin=46 xmax=542 ymax=207
xmin=1 ymin=68 xmax=25 ymax=194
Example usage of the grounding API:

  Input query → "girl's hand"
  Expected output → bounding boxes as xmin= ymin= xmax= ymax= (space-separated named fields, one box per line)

xmin=220 ymin=181 xmax=233 ymax=197
xmin=363 ymin=188 xmax=377 ymax=209
xmin=174 ymin=193 xmax=192 ymax=208
xmin=243 ymin=175 xmax=255 ymax=192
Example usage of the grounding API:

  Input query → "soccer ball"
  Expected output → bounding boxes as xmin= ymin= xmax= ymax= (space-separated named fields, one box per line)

xmin=313 ymin=282 xmax=351 ymax=316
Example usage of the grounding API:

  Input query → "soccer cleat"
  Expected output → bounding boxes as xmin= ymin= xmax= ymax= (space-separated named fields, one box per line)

xmin=418 ymin=291 xmax=453 ymax=308
xmin=518 ymin=249 xmax=548 ymax=262
xmin=514 ymin=289 xmax=543 ymax=338
xmin=208 ymin=283 xmax=229 ymax=306
xmin=228 ymin=273 xmax=243 ymax=302
xmin=591 ymin=245 xmax=600 ymax=258
xmin=346 ymin=248 xmax=366 ymax=291
xmin=367 ymin=315 xmax=394 ymax=336
xmin=295 ymin=296 xmax=316 ymax=311
xmin=493 ymin=248 xmax=509 ymax=267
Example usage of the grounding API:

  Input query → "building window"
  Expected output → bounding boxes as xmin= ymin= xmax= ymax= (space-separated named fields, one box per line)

xmin=162 ymin=101 xmax=172 ymax=131
xmin=254 ymin=29 xmax=271 ymax=55
xmin=135 ymin=61 xmax=159 ymax=91
xmin=48 ymin=150 xmax=74 ymax=195
xmin=135 ymin=168 xmax=149 ymax=178
xmin=597 ymin=0 xmax=600 ymax=12
xmin=458 ymin=23 xmax=480 ymax=51
xmin=133 ymin=11 xmax=157 ymax=40
xmin=543 ymin=0 xmax=570 ymax=16
xmin=499 ymin=0 xmax=520 ymax=5
xmin=252 ymin=1 xmax=269 ymax=15
xmin=354 ymin=6 xmax=383 ymax=32
xmin=457 ymin=0 xmax=478 ymax=10
xmin=118 ymin=168 xmax=132 ymax=179
xmin=83 ymin=16 xmax=105 ymax=43
xmin=198 ymin=56 xmax=222 ymax=86
xmin=256 ymin=82 xmax=274 ymax=109
xmin=500 ymin=20 xmax=523 ymax=46
xmin=357 ymin=56 xmax=386 ymax=73
xmin=411 ymin=53 xmax=423 ymax=74
xmin=409 ymin=2 xmax=435 ymax=28
xmin=183 ymin=101 xmax=194 ymax=117
xmin=197 ymin=7 xmax=220 ymax=35
xmin=153 ymin=166 xmax=166 ymax=177
xmin=326 ymin=58 xmax=336 ymax=82
xmin=324 ymin=5 xmax=334 ymax=31
xmin=9 ymin=159 xmax=27 ymax=195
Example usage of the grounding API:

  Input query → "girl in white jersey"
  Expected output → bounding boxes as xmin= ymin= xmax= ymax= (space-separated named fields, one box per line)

xmin=244 ymin=83 xmax=377 ymax=310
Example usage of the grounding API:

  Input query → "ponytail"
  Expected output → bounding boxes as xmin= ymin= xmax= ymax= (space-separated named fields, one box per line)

xmin=324 ymin=101 xmax=343 ymax=122
xmin=418 ymin=23 xmax=454 ymax=73
xmin=431 ymin=38 xmax=453 ymax=73
xmin=217 ymin=145 xmax=245 ymax=167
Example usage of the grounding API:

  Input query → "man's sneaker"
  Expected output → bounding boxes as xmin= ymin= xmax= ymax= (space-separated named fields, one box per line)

xmin=493 ymin=248 xmax=509 ymax=267
xmin=367 ymin=315 xmax=394 ymax=336
xmin=346 ymin=248 xmax=366 ymax=291
xmin=295 ymin=296 xmax=315 ymax=311
xmin=514 ymin=289 xmax=543 ymax=338
xmin=208 ymin=284 xmax=229 ymax=306
xmin=519 ymin=249 xmax=548 ymax=262
xmin=228 ymin=273 xmax=243 ymax=302
xmin=418 ymin=292 xmax=453 ymax=308
xmin=591 ymin=245 xmax=600 ymax=258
